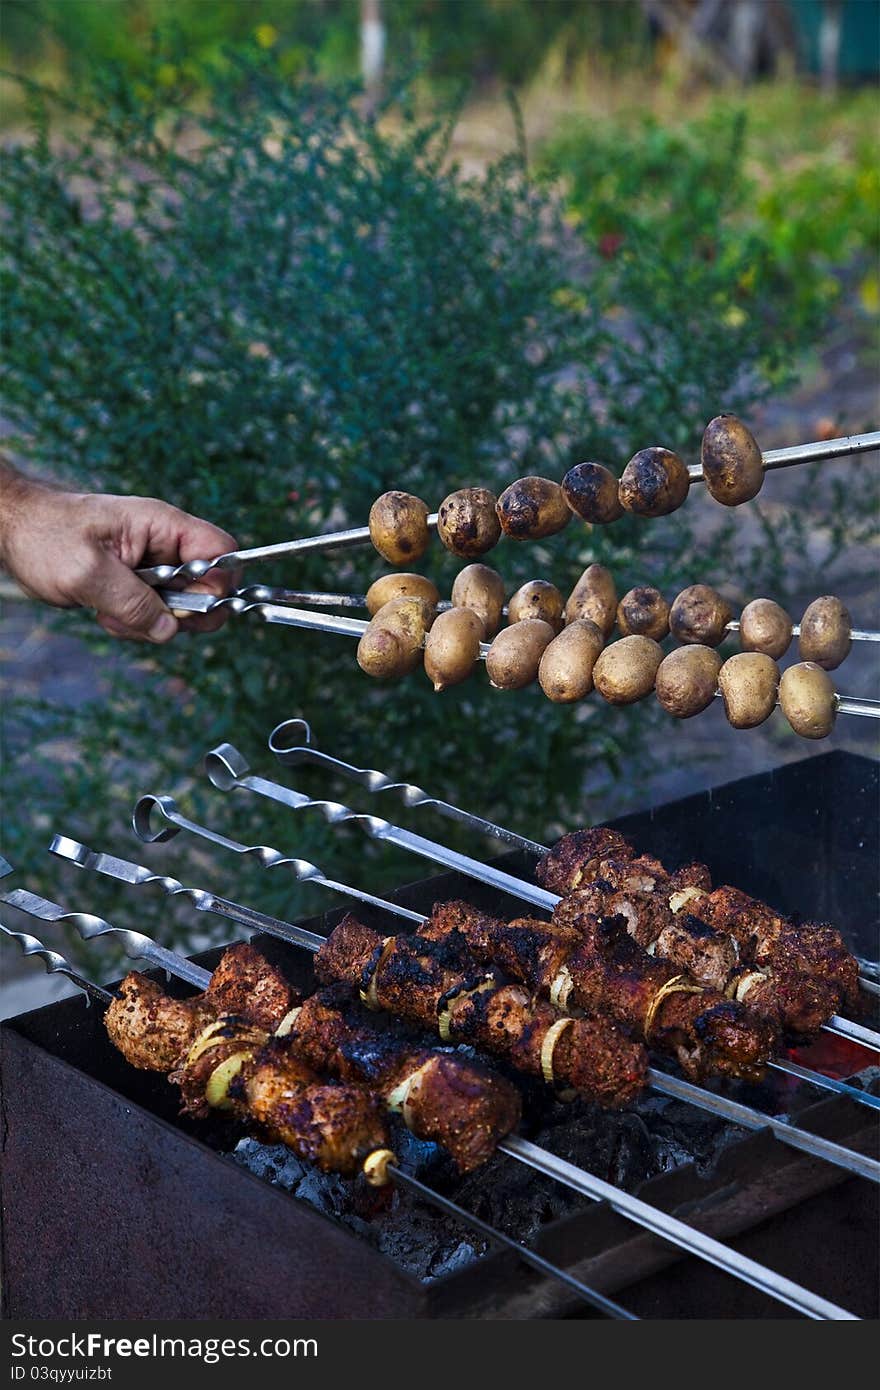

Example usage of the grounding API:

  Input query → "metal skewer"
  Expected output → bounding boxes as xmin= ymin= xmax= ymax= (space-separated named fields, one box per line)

xmin=136 ymin=431 xmax=880 ymax=589
xmin=209 ymin=741 xmax=880 ymax=1052
xmin=0 ymin=916 xmax=633 ymax=1320
xmin=97 ymin=812 xmax=878 ymax=1125
xmin=0 ymin=889 xmax=857 ymax=1319
xmin=267 ymin=718 xmax=880 ymax=1001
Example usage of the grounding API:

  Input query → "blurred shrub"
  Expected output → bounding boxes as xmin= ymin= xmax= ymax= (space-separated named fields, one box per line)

xmin=1 ymin=49 xmax=869 ymax=959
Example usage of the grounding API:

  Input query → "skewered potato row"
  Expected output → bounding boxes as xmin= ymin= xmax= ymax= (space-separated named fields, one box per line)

xmin=356 ymin=563 xmax=851 ymax=739
xmin=367 ymin=416 xmax=769 ymax=566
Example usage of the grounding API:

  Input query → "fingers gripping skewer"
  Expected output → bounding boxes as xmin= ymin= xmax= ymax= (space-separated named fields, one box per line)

xmin=110 ymin=814 xmax=880 ymax=1133
xmin=0 ymin=917 xmax=634 ymax=1320
xmin=2 ymin=888 xmax=858 ymax=1319
xmin=268 ymin=720 xmax=880 ymax=1003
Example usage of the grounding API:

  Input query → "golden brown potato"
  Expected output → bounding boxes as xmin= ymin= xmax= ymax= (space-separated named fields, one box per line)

xmin=670 ymin=584 xmax=733 ymax=647
xmin=616 ymin=586 xmax=670 ymax=641
xmin=738 ymin=598 xmax=792 ymax=660
xmin=424 ymin=608 xmax=484 ymax=691
xmin=798 ymin=596 xmax=852 ymax=670
xmin=618 ymin=447 xmax=690 ymax=518
xmin=437 ymin=487 xmax=501 ymax=558
xmin=538 ymin=619 xmax=604 ymax=703
xmin=365 ymin=573 xmax=440 ymax=616
xmin=778 ymin=662 xmax=838 ymax=740
xmin=486 ymin=618 xmax=556 ymax=690
xmin=564 ymin=563 xmax=617 ymax=637
xmin=561 ymin=462 xmax=623 ymax=524
xmin=507 ymin=579 xmax=564 ymax=631
xmin=717 ymin=652 xmax=779 ymax=729
xmin=593 ymin=635 xmax=664 ymax=705
xmin=451 ymin=563 xmax=506 ymax=639
xmin=369 ymin=491 xmax=431 ymax=565
xmin=495 ymin=476 xmax=571 ymax=540
xmin=700 ymin=415 xmax=764 ymax=506
xmin=655 ymin=646 xmax=722 ymax=718
xmin=356 ymin=596 xmax=434 ymax=680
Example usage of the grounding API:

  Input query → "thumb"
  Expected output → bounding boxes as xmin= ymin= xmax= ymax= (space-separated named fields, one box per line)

xmin=86 ymin=551 xmax=179 ymax=643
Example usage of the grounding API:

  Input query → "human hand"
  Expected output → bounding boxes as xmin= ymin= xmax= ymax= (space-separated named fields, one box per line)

xmin=0 ymin=473 xmax=237 ymax=642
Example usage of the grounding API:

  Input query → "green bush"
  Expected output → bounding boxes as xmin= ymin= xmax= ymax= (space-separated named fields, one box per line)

xmin=2 ymin=50 xmax=873 ymax=962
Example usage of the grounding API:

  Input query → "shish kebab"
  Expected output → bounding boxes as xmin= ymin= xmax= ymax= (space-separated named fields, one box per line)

xmin=0 ymin=922 xmax=861 ymax=1321
xmin=62 ymin=814 xmax=877 ymax=1135
xmin=0 ymin=921 xmax=634 ymax=1319
xmin=267 ymin=716 xmax=880 ymax=999
xmin=198 ymin=740 xmax=880 ymax=1053
xmin=134 ymin=428 xmax=880 ymax=587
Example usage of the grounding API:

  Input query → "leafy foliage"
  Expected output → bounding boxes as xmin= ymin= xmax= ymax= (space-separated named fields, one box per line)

xmin=1 ymin=50 xmax=874 ymax=962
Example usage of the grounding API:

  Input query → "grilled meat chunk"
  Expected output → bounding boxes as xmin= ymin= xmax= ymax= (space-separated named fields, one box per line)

xmin=535 ymin=829 xmax=635 ymax=893
xmin=105 ymin=973 xmax=215 ymax=1072
xmin=203 ymin=941 xmax=297 ymax=1031
xmin=652 ymin=913 xmax=740 ymax=992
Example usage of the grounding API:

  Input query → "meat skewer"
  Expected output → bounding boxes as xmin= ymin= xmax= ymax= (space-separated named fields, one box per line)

xmin=202 ymin=742 xmax=880 ymax=1049
xmin=0 ymin=921 xmax=634 ymax=1319
xmin=0 ymin=914 xmax=857 ymax=1319
xmin=51 ymin=833 xmax=880 ymax=1151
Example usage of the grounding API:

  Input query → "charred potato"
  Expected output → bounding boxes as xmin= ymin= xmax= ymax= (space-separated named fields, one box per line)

xmin=717 ymin=652 xmax=779 ymax=729
xmin=618 ymin=447 xmax=690 ymax=518
xmin=778 ymin=662 xmax=838 ymax=740
xmin=593 ymin=635 xmax=664 ymax=705
xmin=670 ymin=584 xmax=733 ymax=647
xmin=701 ymin=414 xmax=764 ymax=506
xmin=451 ymin=563 xmax=506 ymax=639
xmin=357 ymin=596 xmax=434 ymax=680
xmin=616 ymin=586 xmax=670 ymax=641
xmin=798 ymin=595 xmax=852 ymax=670
xmin=738 ymin=598 xmax=792 ymax=660
xmin=369 ymin=491 xmax=431 ymax=565
xmin=366 ymin=573 xmax=440 ymax=616
xmin=424 ymin=608 xmax=483 ymax=691
xmin=655 ymin=645 xmax=722 ymax=719
xmin=561 ymin=462 xmax=623 ymax=525
xmin=538 ymin=619 xmax=604 ymax=703
xmin=564 ymin=563 xmax=617 ymax=637
xmin=437 ymin=486 xmax=501 ymax=558
xmin=495 ymin=476 xmax=571 ymax=540
xmin=486 ymin=618 xmax=556 ymax=690
xmin=507 ymin=579 xmax=564 ymax=631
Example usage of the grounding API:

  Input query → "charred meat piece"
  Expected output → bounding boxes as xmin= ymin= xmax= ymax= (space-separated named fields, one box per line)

xmin=703 ymin=886 xmax=787 ymax=959
xmin=105 ymin=973 xmax=215 ymax=1072
xmin=770 ymin=924 xmax=861 ymax=1014
xmin=169 ymin=1014 xmax=271 ymax=1117
xmin=652 ymin=913 xmax=740 ymax=992
xmin=667 ymin=862 xmax=713 ymax=893
xmin=203 ymin=941 xmax=298 ymax=1031
xmin=535 ymin=828 xmax=635 ymax=893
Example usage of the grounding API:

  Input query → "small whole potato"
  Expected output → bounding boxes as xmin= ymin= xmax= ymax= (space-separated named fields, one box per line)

xmin=451 ymin=563 xmax=506 ymax=639
xmin=617 ymin=586 xmax=670 ymax=641
xmin=565 ymin=563 xmax=617 ymax=637
xmin=655 ymin=645 xmax=722 ymax=719
xmin=365 ymin=572 xmax=440 ymax=616
xmin=486 ymin=618 xmax=556 ymax=690
xmin=561 ymin=462 xmax=623 ymax=524
xmin=538 ymin=619 xmax=604 ymax=703
xmin=356 ymin=596 xmax=434 ymax=680
xmin=738 ymin=597 xmax=792 ymax=660
xmin=593 ymin=635 xmax=664 ymax=705
xmin=701 ymin=414 xmax=764 ymax=506
xmin=424 ymin=608 xmax=484 ymax=692
xmin=798 ymin=595 xmax=852 ymax=670
xmin=778 ymin=662 xmax=838 ymax=740
xmin=670 ymin=584 xmax=733 ymax=647
xmin=508 ymin=579 xmax=564 ymax=631
xmin=618 ymin=447 xmax=690 ymax=518
xmin=495 ymin=476 xmax=571 ymax=540
xmin=369 ymin=490 xmax=431 ymax=565
xmin=717 ymin=652 xmax=779 ymax=729
xmin=437 ymin=486 xmax=501 ymax=558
